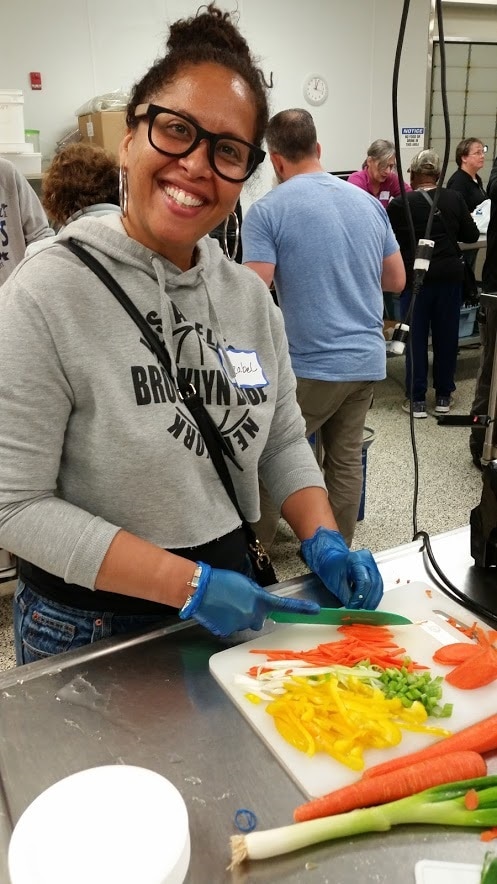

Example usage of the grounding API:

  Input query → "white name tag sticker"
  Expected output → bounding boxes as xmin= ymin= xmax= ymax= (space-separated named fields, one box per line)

xmin=224 ymin=348 xmax=268 ymax=388
xmin=379 ymin=190 xmax=390 ymax=201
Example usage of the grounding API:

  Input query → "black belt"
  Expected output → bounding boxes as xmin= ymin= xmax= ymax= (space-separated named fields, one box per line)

xmin=19 ymin=526 xmax=248 ymax=615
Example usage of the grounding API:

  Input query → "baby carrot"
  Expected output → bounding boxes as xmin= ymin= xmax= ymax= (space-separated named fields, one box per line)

xmin=294 ymin=750 xmax=487 ymax=822
xmin=362 ymin=713 xmax=497 ymax=780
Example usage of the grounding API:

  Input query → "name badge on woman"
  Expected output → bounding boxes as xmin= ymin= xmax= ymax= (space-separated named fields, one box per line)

xmin=222 ymin=347 xmax=268 ymax=388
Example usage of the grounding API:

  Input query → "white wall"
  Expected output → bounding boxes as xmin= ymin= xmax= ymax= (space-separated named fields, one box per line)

xmin=3 ymin=0 xmax=431 ymax=205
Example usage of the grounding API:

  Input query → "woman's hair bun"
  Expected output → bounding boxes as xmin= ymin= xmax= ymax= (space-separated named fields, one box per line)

xmin=167 ymin=4 xmax=250 ymax=60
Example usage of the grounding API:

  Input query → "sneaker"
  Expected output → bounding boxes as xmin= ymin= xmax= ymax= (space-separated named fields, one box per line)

xmin=402 ymin=399 xmax=427 ymax=418
xmin=435 ymin=397 xmax=451 ymax=413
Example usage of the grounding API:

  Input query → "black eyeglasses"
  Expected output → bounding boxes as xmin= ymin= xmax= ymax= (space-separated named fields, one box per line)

xmin=133 ymin=103 xmax=266 ymax=183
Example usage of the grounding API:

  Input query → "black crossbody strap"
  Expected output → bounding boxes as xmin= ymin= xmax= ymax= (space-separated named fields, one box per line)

xmin=65 ymin=238 xmax=246 ymax=532
xmin=417 ymin=189 xmax=463 ymax=258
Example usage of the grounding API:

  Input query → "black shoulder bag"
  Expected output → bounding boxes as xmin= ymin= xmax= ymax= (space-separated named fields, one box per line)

xmin=66 ymin=238 xmax=277 ymax=587
xmin=418 ymin=189 xmax=479 ymax=306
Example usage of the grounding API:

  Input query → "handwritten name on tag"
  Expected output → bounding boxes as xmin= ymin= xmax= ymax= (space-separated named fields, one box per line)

xmin=224 ymin=348 xmax=268 ymax=388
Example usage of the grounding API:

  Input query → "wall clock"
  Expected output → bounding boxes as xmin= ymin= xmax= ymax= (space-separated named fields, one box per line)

xmin=303 ymin=74 xmax=329 ymax=107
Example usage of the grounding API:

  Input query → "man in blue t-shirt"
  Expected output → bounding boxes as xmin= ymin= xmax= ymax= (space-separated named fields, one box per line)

xmin=242 ymin=108 xmax=405 ymax=548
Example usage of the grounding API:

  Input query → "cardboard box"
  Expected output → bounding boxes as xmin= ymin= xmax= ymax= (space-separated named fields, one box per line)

xmin=77 ymin=110 xmax=126 ymax=157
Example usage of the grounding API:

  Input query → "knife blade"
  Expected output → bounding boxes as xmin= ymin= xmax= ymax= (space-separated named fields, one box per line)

xmin=268 ymin=608 xmax=412 ymax=626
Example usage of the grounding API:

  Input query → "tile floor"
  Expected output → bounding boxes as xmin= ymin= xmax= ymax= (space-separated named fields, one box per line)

xmin=0 ymin=344 xmax=486 ymax=672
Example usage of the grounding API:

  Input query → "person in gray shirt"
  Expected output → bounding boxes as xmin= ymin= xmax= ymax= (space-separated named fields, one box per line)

xmin=0 ymin=156 xmax=54 ymax=583
xmin=0 ymin=155 xmax=53 ymax=285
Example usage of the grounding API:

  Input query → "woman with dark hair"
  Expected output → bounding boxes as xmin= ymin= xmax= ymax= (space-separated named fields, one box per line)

xmin=447 ymin=137 xmax=488 ymax=274
xmin=348 ymin=138 xmax=411 ymax=207
xmin=0 ymin=4 xmax=382 ymax=664
xmin=446 ymin=137 xmax=487 ymax=213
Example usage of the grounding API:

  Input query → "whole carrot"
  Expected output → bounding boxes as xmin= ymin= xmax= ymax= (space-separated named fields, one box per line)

xmin=363 ymin=713 xmax=497 ymax=780
xmin=294 ymin=750 xmax=486 ymax=822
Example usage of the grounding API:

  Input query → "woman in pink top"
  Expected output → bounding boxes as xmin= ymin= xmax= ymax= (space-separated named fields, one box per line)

xmin=348 ymin=138 xmax=411 ymax=207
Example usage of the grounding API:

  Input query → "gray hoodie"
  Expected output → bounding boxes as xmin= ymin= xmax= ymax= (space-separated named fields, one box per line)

xmin=0 ymin=214 xmax=324 ymax=589
xmin=0 ymin=156 xmax=54 ymax=283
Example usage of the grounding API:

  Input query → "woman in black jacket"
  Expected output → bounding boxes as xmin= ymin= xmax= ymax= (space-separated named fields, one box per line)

xmin=387 ymin=149 xmax=480 ymax=418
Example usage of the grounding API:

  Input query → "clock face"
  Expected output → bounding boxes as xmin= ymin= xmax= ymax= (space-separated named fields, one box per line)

xmin=303 ymin=74 xmax=328 ymax=106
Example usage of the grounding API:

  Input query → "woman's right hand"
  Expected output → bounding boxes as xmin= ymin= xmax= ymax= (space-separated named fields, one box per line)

xmin=179 ymin=562 xmax=320 ymax=637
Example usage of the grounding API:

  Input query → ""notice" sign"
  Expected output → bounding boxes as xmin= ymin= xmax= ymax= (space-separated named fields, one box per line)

xmin=401 ymin=127 xmax=424 ymax=148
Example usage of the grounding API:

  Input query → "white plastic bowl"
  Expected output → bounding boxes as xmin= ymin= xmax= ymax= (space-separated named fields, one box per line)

xmin=8 ymin=765 xmax=190 ymax=884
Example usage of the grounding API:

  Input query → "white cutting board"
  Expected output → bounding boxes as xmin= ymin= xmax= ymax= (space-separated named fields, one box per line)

xmin=210 ymin=582 xmax=496 ymax=798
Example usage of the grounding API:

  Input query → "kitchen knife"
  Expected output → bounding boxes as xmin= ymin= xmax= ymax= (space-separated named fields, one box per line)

xmin=268 ymin=608 xmax=412 ymax=626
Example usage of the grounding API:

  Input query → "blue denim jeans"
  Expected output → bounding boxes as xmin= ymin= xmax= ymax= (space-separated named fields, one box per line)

xmin=13 ymin=554 xmax=257 ymax=665
xmin=13 ymin=581 xmax=170 ymax=666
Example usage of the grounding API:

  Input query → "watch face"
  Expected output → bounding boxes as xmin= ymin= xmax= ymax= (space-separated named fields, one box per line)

xmin=303 ymin=75 xmax=328 ymax=106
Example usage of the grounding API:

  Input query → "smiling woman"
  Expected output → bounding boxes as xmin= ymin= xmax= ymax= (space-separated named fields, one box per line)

xmin=120 ymin=59 xmax=265 ymax=269
xmin=0 ymin=3 xmax=383 ymax=670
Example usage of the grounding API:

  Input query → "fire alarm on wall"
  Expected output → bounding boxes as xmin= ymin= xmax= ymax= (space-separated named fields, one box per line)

xmin=29 ymin=72 xmax=42 ymax=91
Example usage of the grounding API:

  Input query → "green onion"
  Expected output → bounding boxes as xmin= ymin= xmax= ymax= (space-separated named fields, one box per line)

xmin=229 ymin=776 xmax=497 ymax=867
xmin=481 ymin=850 xmax=497 ymax=883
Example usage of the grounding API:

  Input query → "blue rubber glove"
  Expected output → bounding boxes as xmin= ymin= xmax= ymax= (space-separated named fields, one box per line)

xmin=178 ymin=562 xmax=320 ymax=637
xmin=301 ymin=527 xmax=383 ymax=610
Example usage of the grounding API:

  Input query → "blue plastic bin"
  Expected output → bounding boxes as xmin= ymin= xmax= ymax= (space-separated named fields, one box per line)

xmin=459 ymin=306 xmax=477 ymax=338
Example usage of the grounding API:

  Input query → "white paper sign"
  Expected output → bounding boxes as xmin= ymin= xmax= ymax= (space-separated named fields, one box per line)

xmin=401 ymin=126 xmax=424 ymax=148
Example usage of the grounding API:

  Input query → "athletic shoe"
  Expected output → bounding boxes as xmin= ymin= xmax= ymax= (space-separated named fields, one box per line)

xmin=435 ymin=397 xmax=451 ymax=413
xmin=402 ymin=399 xmax=427 ymax=418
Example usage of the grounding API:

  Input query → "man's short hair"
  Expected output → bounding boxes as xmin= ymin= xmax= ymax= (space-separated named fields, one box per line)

xmin=266 ymin=109 xmax=317 ymax=162
xmin=455 ymin=137 xmax=483 ymax=167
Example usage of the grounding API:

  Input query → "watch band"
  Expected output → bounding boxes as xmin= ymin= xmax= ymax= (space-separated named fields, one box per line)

xmin=187 ymin=564 xmax=203 ymax=590
xmin=180 ymin=563 xmax=204 ymax=618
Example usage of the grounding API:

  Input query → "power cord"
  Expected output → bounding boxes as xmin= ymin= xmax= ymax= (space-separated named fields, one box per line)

xmin=414 ymin=530 xmax=497 ymax=626
xmin=390 ymin=0 xmax=495 ymax=622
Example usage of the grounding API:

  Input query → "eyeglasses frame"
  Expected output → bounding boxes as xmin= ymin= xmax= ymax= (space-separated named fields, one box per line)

xmin=133 ymin=103 xmax=266 ymax=183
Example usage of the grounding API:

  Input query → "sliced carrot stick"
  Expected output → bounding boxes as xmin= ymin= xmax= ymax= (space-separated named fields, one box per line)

xmin=448 ymin=616 xmax=478 ymax=638
xmin=432 ymin=643 xmax=480 ymax=665
xmin=293 ymin=750 xmax=487 ymax=822
xmin=446 ymin=646 xmax=497 ymax=690
xmin=249 ymin=626 xmax=426 ymax=672
xmin=362 ymin=713 xmax=497 ymax=780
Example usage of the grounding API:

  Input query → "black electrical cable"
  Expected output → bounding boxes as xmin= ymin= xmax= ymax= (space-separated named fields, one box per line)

xmin=391 ymin=0 xmax=422 ymax=535
xmin=391 ymin=0 xmax=496 ymax=624
xmin=413 ymin=531 xmax=497 ymax=627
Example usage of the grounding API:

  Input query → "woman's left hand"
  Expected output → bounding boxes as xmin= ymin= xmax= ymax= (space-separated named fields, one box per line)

xmin=300 ymin=527 xmax=383 ymax=610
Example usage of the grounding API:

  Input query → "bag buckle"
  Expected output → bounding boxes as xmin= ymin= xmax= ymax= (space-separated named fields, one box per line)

xmin=249 ymin=537 xmax=271 ymax=570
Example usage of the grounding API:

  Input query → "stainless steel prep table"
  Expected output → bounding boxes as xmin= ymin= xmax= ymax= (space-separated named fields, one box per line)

xmin=0 ymin=525 xmax=496 ymax=883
